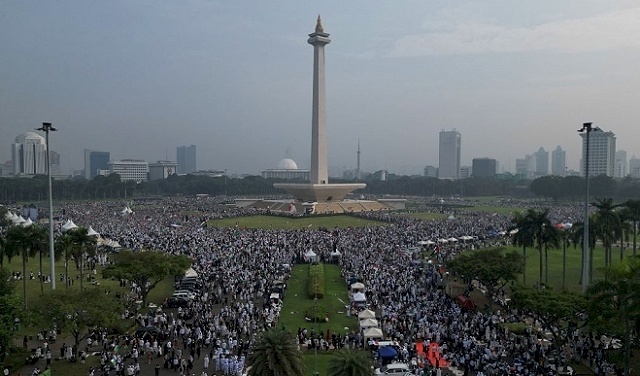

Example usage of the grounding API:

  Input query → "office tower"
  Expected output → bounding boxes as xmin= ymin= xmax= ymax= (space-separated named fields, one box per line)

xmin=551 ymin=146 xmax=566 ymax=176
xmin=84 ymin=150 xmax=110 ymax=179
xmin=614 ymin=150 xmax=627 ymax=178
xmin=438 ymin=129 xmax=461 ymax=179
xmin=534 ymin=147 xmax=549 ymax=177
xmin=108 ymin=160 xmax=149 ymax=182
xmin=472 ymin=158 xmax=497 ymax=177
xmin=580 ymin=127 xmax=616 ymax=177
xmin=177 ymin=145 xmax=196 ymax=174
xmin=629 ymin=156 xmax=640 ymax=178
xmin=149 ymin=161 xmax=178 ymax=181
xmin=424 ymin=165 xmax=438 ymax=178
xmin=11 ymin=132 xmax=48 ymax=175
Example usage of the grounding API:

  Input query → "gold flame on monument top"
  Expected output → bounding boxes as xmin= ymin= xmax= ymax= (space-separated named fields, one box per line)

xmin=315 ymin=15 xmax=323 ymax=33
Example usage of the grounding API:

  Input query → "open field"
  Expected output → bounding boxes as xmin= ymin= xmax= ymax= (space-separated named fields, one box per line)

xmin=208 ymin=215 xmax=385 ymax=229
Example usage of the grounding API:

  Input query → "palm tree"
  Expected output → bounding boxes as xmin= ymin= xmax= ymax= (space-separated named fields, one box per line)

xmin=27 ymin=225 xmax=48 ymax=293
xmin=587 ymin=257 xmax=640 ymax=376
xmin=513 ymin=209 xmax=559 ymax=286
xmin=510 ymin=211 xmax=534 ymax=285
xmin=622 ymin=199 xmax=640 ymax=256
xmin=55 ymin=233 xmax=74 ymax=292
xmin=328 ymin=348 xmax=374 ymax=376
xmin=246 ymin=328 xmax=305 ymax=376
xmin=592 ymin=198 xmax=622 ymax=267
xmin=68 ymin=227 xmax=97 ymax=290
xmin=6 ymin=225 xmax=39 ymax=308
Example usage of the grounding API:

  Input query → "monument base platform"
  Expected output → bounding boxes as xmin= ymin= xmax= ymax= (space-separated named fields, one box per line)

xmin=236 ymin=198 xmax=398 ymax=215
xmin=273 ymin=183 xmax=366 ymax=203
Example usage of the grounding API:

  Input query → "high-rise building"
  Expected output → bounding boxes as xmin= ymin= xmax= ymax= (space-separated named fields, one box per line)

xmin=581 ymin=127 xmax=616 ymax=177
xmin=438 ymin=129 xmax=461 ymax=179
xmin=614 ymin=150 xmax=627 ymax=178
xmin=629 ymin=156 xmax=640 ymax=178
xmin=515 ymin=154 xmax=535 ymax=179
xmin=177 ymin=145 xmax=196 ymax=175
xmin=472 ymin=158 xmax=497 ymax=177
xmin=11 ymin=132 xmax=48 ymax=175
xmin=551 ymin=146 xmax=566 ymax=176
xmin=83 ymin=150 xmax=110 ymax=179
xmin=534 ymin=147 xmax=549 ymax=177
xmin=149 ymin=160 xmax=177 ymax=181
xmin=108 ymin=159 xmax=149 ymax=182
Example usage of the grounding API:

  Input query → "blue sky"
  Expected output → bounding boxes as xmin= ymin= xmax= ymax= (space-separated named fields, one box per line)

xmin=1 ymin=1 xmax=639 ymax=176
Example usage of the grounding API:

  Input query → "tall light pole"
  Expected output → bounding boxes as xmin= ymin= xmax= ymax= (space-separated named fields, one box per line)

xmin=578 ymin=122 xmax=593 ymax=293
xmin=37 ymin=122 xmax=57 ymax=290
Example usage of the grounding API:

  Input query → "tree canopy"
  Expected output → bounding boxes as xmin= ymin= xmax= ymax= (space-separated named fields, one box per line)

xmin=102 ymin=250 xmax=191 ymax=306
xmin=447 ymin=247 xmax=522 ymax=303
xmin=246 ymin=327 xmax=305 ymax=376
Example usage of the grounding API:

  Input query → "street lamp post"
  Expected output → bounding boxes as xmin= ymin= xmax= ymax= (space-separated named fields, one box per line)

xmin=37 ymin=122 xmax=57 ymax=290
xmin=578 ymin=122 xmax=593 ymax=293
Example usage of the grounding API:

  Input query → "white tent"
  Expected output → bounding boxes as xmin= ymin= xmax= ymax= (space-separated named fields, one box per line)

xmin=22 ymin=218 xmax=33 ymax=227
xmin=330 ymin=250 xmax=341 ymax=257
xmin=303 ymin=249 xmax=318 ymax=263
xmin=357 ymin=309 xmax=376 ymax=319
xmin=184 ymin=267 xmax=198 ymax=278
xmin=352 ymin=292 xmax=366 ymax=302
xmin=363 ymin=327 xmax=383 ymax=339
xmin=437 ymin=239 xmax=448 ymax=244
xmin=418 ymin=240 xmax=435 ymax=245
xmin=359 ymin=318 xmax=379 ymax=328
xmin=13 ymin=216 xmax=26 ymax=226
xmin=61 ymin=219 xmax=78 ymax=232
xmin=87 ymin=226 xmax=100 ymax=237
xmin=447 ymin=237 xmax=458 ymax=242
xmin=121 ymin=207 xmax=133 ymax=215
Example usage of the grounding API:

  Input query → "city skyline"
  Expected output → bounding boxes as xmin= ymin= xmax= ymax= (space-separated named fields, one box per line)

xmin=1 ymin=2 xmax=640 ymax=176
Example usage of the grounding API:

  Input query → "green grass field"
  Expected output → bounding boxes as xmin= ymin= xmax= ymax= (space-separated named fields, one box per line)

xmin=279 ymin=263 xmax=357 ymax=376
xmin=208 ymin=215 xmax=384 ymax=229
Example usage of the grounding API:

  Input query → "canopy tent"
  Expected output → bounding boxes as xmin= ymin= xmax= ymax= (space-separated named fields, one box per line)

xmin=98 ymin=238 xmax=122 ymax=249
xmin=447 ymin=214 xmax=456 ymax=221
xmin=418 ymin=240 xmax=435 ymax=246
xmin=61 ymin=219 xmax=78 ymax=232
xmin=350 ymin=282 xmax=365 ymax=294
xmin=363 ymin=327 xmax=383 ymax=339
xmin=357 ymin=309 xmax=376 ymax=320
xmin=121 ymin=206 xmax=133 ymax=215
xmin=359 ymin=318 xmax=379 ymax=328
xmin=87 ymin=226 xmax=100 ymax=237
xmin=447 ymin=237 xmax=458 ymax=242
xmin=352 ymin=292 xmax=366 ymax=302
xmin=378 ymin=346 xmax=398 ymax=360
xmin=330 ymin=250 xmax=341 ymax=257
xmin=437 ymin=239 xmax=448 ymax=244
xmin=303 ymin=249 xmax=318 ymax=263
xmin=184 ymin=267 xmax=198 ymax=278
xmin=22 ymin=218 xmax=33 ymax=227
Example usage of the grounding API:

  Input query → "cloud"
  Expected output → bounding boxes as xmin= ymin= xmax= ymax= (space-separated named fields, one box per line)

xmin=390 ymin=7 xmax=640 ymax=57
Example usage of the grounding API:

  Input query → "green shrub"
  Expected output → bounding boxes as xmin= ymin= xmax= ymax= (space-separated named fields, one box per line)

xmin=308 ymin=264 xmax=325 ymax=299
xmin=304 ymin=304 xmax=329 ymax=322
xmin=501 ymin=322 xmax=529 ymax=335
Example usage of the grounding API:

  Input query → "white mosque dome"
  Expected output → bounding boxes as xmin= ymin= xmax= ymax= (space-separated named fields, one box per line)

xmin=277 ymin=158 xmax=298 ymax=170
xmin=15 ymin=132 xmax=46 ymax=144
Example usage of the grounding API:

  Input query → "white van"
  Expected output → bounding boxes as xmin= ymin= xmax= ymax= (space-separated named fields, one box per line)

xmin=374 ymin=363 xmax=410 ymax=376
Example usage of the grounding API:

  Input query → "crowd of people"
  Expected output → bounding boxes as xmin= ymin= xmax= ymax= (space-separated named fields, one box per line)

xmin=8 ymin=196 xmax=623 ymax=375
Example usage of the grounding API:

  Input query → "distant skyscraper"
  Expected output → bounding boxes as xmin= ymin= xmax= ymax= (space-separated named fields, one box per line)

xmin=438 ymin=129 xmax=461 ymax=179
xmin=472 ymin=158 xmax=497 ymax=177
xmin=581 ymin=127 xmax=616 ymax=177
xmin=108 ymin=159 xmax=149 ymax=182
xmin=534 ymin=147 xmax=549 ymax=177
xmin=614 ymin=150 xmax=627 ymax=178
xmin=551 ymin=146 xmax=566 ymax=176
xmin=11 ymin=132 xmax=48 ymax=175
xmin=83 ymin=150 xmax=110 ymax=179
xmin=177 ymin=145 xmax=196 ymax=174
xmin=423 ymin=165 xmax=438 ymax=178
xmin=629 ymin=155 xmax=640 ymax=178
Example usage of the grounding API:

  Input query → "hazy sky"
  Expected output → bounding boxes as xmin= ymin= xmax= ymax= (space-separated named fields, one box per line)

xmin=2 ymin=1 xmax=639 ymax=176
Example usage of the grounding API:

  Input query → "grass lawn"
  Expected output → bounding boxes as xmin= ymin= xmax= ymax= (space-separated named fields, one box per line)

xmin=513 ymin=244 xmax=637 ymax=292
xmin=208 ymin=215 xmax=384 ymax=229
xmin=279 ymin=263 xmax=357 ymax=376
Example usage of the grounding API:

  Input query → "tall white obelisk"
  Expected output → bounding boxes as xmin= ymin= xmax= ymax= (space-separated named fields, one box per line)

xmin=308 ymin=15 xmax=330 ymax=185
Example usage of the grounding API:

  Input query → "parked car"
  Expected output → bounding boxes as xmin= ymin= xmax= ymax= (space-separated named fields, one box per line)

xmin=134 ymin=326 xmax=168 ymax=340
xmin=164 ymin=296 xmax=189 ymax=308
xmin=374 ymin=363 xmax=410 ymax=376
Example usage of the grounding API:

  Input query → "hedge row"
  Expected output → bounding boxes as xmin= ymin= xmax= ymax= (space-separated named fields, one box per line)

xmin=308 ymin=264 xmax=325 ymax=299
